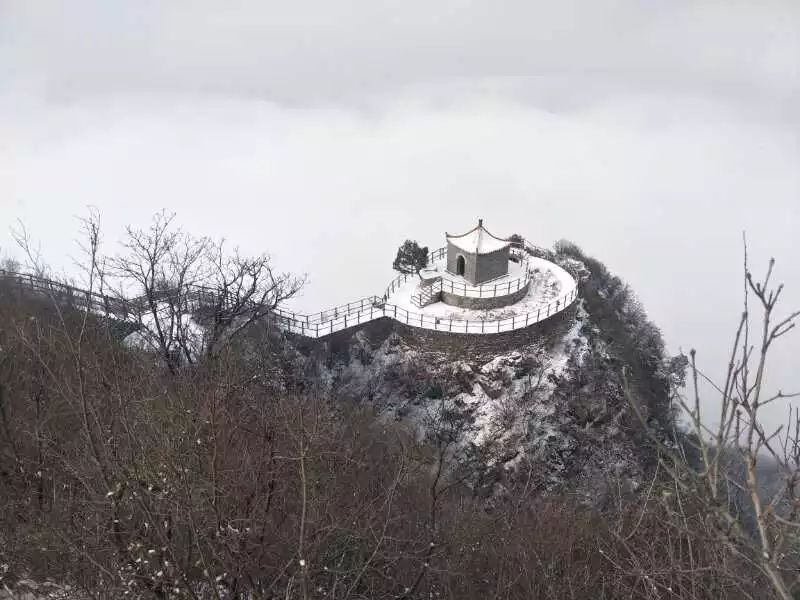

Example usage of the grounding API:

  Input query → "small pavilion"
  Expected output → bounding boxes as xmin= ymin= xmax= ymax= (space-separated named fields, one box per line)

xmin=445 ymin=219 xmax=511 ymax=285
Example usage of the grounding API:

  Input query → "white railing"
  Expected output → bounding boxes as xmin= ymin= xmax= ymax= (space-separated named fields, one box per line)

xmin=273 ymin=285 xmax=578 ymax=338
xmin=2 ymin=237 xmax=577 ymax=340
xmin=273 ymin=295 xmax=384 ymax=326
xmin=407 ymin=239 xmax=546 ymax=307
xmin=410 ymin=244 xmax=539 ymax=301
xmin=0 ymin=269 xmax=136 ymax=317
xmin=274 ymin=237 xmax=578 ymax=338
xmin=411 ymin=273 xmax=531 ymax=307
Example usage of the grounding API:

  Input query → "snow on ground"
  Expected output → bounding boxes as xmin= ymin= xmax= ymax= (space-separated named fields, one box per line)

xmin=452 ymin=303 xmax=589 ymax=470
xmin=389 ymin=256 xmax=576 ymax=322
xmin=122 ymin=301 xmax=208 ymax=360
xmin=544 ymin=301 xmax=590 ymax=378
xmin=321 ymin=296 xmax=592 ymax=491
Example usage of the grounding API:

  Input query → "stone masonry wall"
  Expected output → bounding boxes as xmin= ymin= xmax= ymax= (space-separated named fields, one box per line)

xmin=446 ymin=241 xmax=476 ymax=282
xmin=440 ymin=280 xmax=529 ymax=310
xmin=446 ymin=242 xmax=510 ymax=285
xmin=396 ymin=302 xmax=577 ymax=359
xmin=473 ymin=246 xmax=510 ymax=284
xmin=288 ymin=302 xmax=578 ymax=362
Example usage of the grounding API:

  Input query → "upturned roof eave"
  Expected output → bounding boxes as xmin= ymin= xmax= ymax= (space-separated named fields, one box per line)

xmin=445 ymin=221 xmax=510 ymax=255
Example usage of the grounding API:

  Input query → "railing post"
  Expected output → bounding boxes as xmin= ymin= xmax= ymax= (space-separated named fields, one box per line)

xmin=466 ymin=319 xmax=469 ymax=333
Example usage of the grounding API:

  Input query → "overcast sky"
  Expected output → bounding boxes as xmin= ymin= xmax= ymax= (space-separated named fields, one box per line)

xmin=1 ymin=1 xmax=798 ymax=427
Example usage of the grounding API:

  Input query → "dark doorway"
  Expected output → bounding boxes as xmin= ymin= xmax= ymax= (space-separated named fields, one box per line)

xmin=456 ymin=255 xmax=466 ymax=276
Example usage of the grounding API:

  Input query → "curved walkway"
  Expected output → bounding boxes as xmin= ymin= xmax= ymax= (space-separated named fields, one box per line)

xmin=273 ymin=242 xmax=579 ymax=338
xmin=1 ymin=240 xmax=579 ymax=340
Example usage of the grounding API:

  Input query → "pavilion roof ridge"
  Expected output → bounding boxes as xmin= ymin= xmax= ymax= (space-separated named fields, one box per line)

xmin=445 ymin=219 xmax=510 ymax=255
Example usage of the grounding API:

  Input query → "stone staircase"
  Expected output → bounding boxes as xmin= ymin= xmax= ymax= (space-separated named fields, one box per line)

xmin=411 ymin=279 xmax=442 ymax=308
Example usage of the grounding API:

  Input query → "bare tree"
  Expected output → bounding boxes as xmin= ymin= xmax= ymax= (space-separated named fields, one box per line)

xmin=198 ymin=239 xmax=305 ymax=359
xmin=9 ymin=220 xmax=48 ymax=279
xmin=3 ymin=216 xmax=782 ymax=599
xmin=110 ymin=211 xmax=304 ymax=372
xmin=627 ymin=241 xmax=800 ymax=600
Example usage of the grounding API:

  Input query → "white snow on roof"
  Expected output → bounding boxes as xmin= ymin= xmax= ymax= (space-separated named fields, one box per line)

xmin=446 ymin=223 xmax=510 ymax=255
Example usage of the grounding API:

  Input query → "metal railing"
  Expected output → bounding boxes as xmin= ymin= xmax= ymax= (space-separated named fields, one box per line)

xmin=405 ymin=238 xmax=548 ymax=307
xmin=0 ymin=269 xmax=136 ymax=318
xmin=437 ymin=271 xmax=530 ymax=297
xmin=411 ymin=273 xmax=532 ymax=307
xmin=273 ymin=285 xmax=578 ymax=338
xmin=273 ymin=237 xmax=578 ymax=337
xmin=411 ymin=285 xmax=439 ymax=308
xmin=272 ymin=295 xmax=384 ymax=326
xmin=1 ymin=236 xmax=577 ymax=340
xmin=0 ymin=270 xmax=265 ymax=321
xmin=406 ymin=245 xmax=539 ymax=302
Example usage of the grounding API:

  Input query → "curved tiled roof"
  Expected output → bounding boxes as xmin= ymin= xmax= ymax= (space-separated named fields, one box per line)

xmin=446 ymin=219 xmax=510 ymax=255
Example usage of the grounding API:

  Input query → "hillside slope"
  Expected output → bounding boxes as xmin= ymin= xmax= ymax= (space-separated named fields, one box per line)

xmin=298 ymin=243 xmax=680 ymax=504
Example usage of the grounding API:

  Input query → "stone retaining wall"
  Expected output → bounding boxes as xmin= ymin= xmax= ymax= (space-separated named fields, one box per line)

xmin=288 ymin=302 xmax=578 ymax=361
xmin=440 ymin=280 xmax=529 ymax=310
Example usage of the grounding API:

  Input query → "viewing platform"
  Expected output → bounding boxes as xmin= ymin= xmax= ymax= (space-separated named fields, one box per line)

xmin=273 ymin=223 xmax=579 ymax=338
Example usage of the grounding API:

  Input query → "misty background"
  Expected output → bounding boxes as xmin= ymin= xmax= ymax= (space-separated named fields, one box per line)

xmin=1 ymin=1 xmax=798 ymax=428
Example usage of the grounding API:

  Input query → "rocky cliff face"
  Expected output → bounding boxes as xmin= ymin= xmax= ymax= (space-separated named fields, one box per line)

xmin=295 ymin=248 xmax=675 ymax=506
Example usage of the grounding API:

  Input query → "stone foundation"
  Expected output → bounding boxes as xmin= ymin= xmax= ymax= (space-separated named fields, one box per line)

xmin=440 ymin=280 xmax=529 ymax=310
xmin=287 ymin=301 xmax=578 ymax=362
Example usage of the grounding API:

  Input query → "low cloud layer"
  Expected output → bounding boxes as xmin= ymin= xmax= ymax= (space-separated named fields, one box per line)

xmin=1 ymin=1 xmax=798 ymax=427
xmin=2 ymin=1 xmax=798 ymax=108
